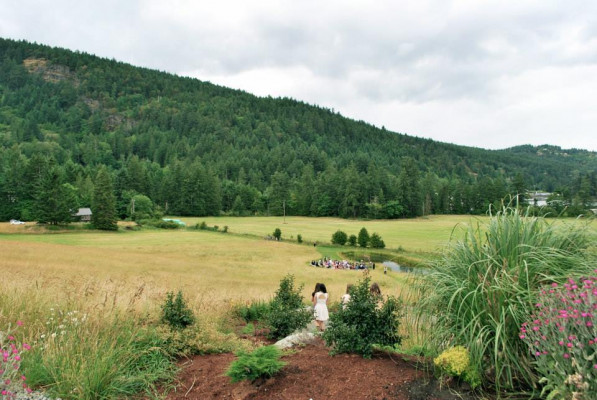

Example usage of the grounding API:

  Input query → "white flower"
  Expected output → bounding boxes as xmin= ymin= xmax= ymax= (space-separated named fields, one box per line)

xmin=51 ymin=333 xmax=57 ymax=338
xmin=40 ymin=334 xmax=46 ymax=339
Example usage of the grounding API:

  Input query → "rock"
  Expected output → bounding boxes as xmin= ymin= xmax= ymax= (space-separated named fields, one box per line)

xmin=274 ymin=325 xmax=318 ymax=349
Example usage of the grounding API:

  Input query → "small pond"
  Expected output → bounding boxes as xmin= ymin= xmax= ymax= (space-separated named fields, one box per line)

xmin=382 ymin=261 xmax=428 ymax=275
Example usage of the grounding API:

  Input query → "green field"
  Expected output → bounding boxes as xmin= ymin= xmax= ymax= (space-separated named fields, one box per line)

xmin=178 ymin=215 xmax=479 ymax=252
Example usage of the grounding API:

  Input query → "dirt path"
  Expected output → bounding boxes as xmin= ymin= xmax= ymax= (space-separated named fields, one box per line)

xmin=163 ymin=338 xmax=477 ymax=400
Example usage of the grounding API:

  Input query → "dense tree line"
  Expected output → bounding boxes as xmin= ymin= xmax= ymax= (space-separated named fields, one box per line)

xmin=1 ymin=38 xmax=596 ymax=222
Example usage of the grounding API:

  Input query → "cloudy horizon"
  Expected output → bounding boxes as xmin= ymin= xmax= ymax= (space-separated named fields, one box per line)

xmin=1 ymin=0 xmax=596 ymax=151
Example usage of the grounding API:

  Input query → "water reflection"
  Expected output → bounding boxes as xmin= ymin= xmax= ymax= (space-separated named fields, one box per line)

xmin=383 ymin=261 xmax=428 ymax=274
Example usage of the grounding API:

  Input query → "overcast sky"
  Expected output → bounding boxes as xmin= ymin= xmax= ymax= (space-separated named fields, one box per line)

xmin=1 ymin=0 xmax=596 ymax=151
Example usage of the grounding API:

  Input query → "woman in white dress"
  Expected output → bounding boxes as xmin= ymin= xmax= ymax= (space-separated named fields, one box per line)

xmin=341 ymin=283 xmax=353 ymax=309
xmin=312 ymin=283 xmax=329 ymax=331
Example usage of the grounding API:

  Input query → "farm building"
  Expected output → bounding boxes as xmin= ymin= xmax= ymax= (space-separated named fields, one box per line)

xmin=73 ymin=207 xmax=92 ymax=222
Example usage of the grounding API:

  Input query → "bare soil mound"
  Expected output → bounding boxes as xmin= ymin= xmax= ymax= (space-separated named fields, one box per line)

xmin=163 ymin=338 xmax=478 ymax=400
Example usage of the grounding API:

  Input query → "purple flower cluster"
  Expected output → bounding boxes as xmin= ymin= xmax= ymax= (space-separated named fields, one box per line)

xmin=1 ymin=321 xmax=32 ymax=399
xmin=520 ymin=272 xmax=596 ymax=398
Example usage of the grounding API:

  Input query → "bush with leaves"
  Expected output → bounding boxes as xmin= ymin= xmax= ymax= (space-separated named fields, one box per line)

xmin=348 ymin=234 xmax=357 ymax=247
xmin=369 ymin=232 xmax=385 ymax=248
xmin=273 ymin=228 xmax=282 ymax=240
xmin=519 ymin=275 xmax=597 ymax=399
xmin=265 ymin=275 xmax=312 ymax=339
xmin=161 ymin=291 xmax=195 ymax=330
xmin=434 ymin=346 xmax=481 ymax=389
xmin=226 ymin=345 xmax=286 ymax=383
xmin=331 ymin=230 xmax=348 ymax=245
xmin=323 ymin=276 xmax=403 ymax=357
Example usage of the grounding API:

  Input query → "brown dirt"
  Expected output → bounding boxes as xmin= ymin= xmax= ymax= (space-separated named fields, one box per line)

xmin=163 ymin=337 xmax=479 ymax=400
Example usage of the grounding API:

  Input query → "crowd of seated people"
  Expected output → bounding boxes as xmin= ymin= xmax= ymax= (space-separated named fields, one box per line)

xmin=310 ymin=257 xmax=373 ymax=270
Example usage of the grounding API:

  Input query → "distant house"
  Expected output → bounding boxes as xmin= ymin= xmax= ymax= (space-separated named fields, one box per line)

xmin=73 ymin=208 xmax=92 ymax=222
xmin=527 ymin=192 xmax=551 ymax=207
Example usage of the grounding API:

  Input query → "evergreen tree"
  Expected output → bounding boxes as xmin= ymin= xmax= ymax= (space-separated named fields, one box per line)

xmin=357 ymin=227 xmax=370 ymax=248
xmin=398 ymin=157 xmax=422 ymax=218
xmin=92 ymin=167 xmax=118 ymax=230
xmin=35 ymin=166 xmax=76 ymax=224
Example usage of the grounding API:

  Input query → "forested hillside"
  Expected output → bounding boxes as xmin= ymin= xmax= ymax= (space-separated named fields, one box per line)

xmin=1 ymin=38 xmax=596 ymax=222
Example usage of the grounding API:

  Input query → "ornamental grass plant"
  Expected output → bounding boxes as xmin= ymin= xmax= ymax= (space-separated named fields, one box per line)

xmin=416 ymin=207 xmax=595 ymax=393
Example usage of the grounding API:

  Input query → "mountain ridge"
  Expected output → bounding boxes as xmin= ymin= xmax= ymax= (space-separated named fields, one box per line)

xmin=1 ymin=37 xmax=595 ymax=220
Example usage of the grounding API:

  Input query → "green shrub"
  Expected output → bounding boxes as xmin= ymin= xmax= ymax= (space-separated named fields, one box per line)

xmin=369 ymin=232 xmax=385 ymax=248
xmin=138 ymin=219 xmax=180 ymax=229
xmin=233 ymin=300 xmax=271 ymax=323
xmin=161 ymin=291 xmax=195 ymax=330
xmin=434 ymin=346 xmax=481 ymax=389
xmin=225 ymin=345 xmax=286 ymax=383
xmin=331 ymin=230 xmax=348 ymax=245
xmin=222 ymin=225 xmax=228 ymax=233
xmin=265 ymin=275 xmax=312 ymax=339
xmin=273 ymin=228 xmax=282 ymax=240
xmin=348 ymin=234 xmax=357 ymax=246
xmin=297 ymin=234 xmax=303 ymax=243
xmin=415 ymin=207 xmax=594 ymax=393
xmin=323 ymin=276 xmax=403 ymax=357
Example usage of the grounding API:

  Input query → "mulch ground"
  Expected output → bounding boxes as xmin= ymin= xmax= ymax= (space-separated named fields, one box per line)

xmin=163 ymin=336 xmax=479 ymax=400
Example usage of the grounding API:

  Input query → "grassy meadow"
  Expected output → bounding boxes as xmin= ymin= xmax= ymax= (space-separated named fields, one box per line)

xmin=2 ymin=214 xmax=594 ymax=315
xmin=0 ymin=223 xmax=419 ymax=316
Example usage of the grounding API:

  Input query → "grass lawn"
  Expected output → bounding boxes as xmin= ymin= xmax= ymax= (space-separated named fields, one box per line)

xmin=178 ymin=215 xmax=479 ymax=253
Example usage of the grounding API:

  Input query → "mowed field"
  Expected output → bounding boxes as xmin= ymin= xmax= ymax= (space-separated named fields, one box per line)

xmin=1 ymin=215 xmax=594 ymax=316
xmin=178 ymin=215 xmax=479 ymax=252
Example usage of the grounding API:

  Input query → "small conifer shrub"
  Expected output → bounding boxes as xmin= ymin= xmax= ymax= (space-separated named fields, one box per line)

xmin=161 ymin=290 xmax=195 ymax=330
xmin=226 ymin=345 xmax=286 ymax=382
xmin=265 ymin=275 xmax=312 ymax=339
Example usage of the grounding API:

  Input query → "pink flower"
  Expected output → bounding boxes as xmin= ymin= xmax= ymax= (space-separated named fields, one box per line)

xmin=564 ymin=353 xmax=570 ymax=359
xmin=520 ymin=334 xmax=526 ymax=339
xmin=16 ymin=320 xmax=22 ymax=326
xmin=22 ymin=343 xmax=31 ymax=351
xmin=567 ymin=343 xmax=573 ymax=348
xmin=559 ymin=340 xmax=564 ymax=345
